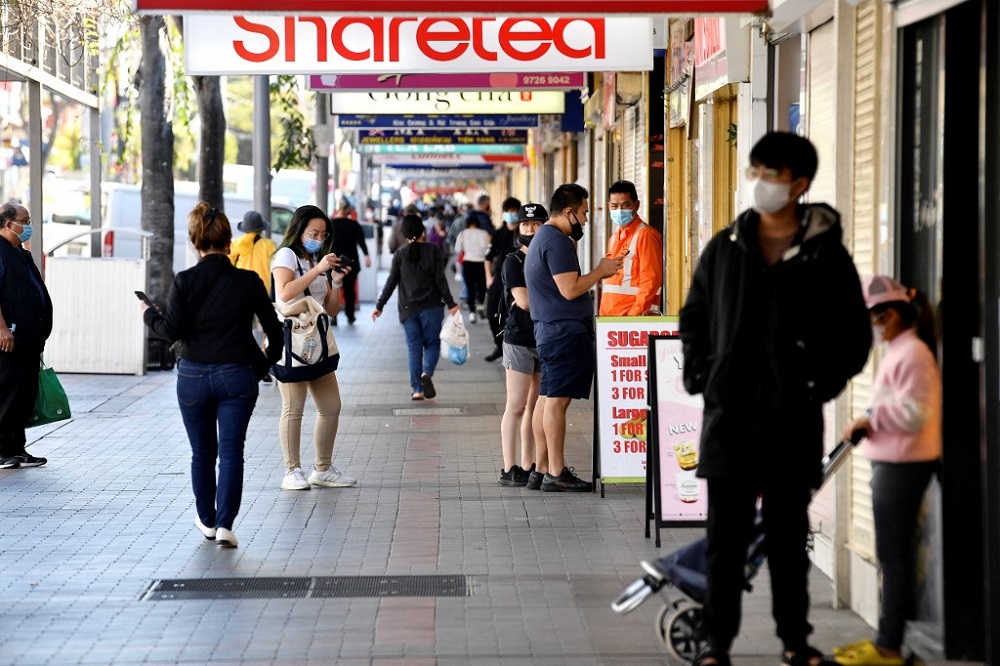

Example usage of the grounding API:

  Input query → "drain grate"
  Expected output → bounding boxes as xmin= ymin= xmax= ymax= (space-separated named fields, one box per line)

xmin=144 ymin=575 xmax=472 ymax=601
xmin=392 ymin=407 xmax=466 ymax=416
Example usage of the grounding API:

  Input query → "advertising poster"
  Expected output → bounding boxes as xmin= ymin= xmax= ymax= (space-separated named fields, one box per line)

xmin=650 ymin=335 xmax=707 ymax=523
xmin=595 ymin=316 xmax=677 ymax=482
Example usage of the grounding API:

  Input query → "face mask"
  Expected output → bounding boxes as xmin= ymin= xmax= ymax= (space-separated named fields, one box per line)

xmin=610 ymin=209 xmax=634 ymax=227
xmin=503 ymin=212 xmax=518 ymax=224
xmin=12 ymin=222 xmax=32 ymax=244
xmin=364 ymin=211 xmax=375 ymax=220
xmin=750 ymin=178 xmax=794 ymax=214
xmin=303 ymin=238 xmax=323 ymax=254
xmin=517 ymin=233 xmax=534 ymax=248
xmin=568 ymin=211 xmax=584 ymax=241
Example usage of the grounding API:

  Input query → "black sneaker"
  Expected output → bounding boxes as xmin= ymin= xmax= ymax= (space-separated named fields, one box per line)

xmin=540 ymin=467 xmax=593 ymax=493
xmin=16 ymin=454 xmax=46 ymax=468
xmin=420 ymin=373 xmax=436 ymax=399
xmin=0 ymin=456 xmax=20 ymax=469
xmin=513 ymin=464 xmax=533 ymax=485
xmin=499 ymin=465 xmax=525 ymax=486
xmin=526 ymin=469 xmax=544 ymax=490
xmin=484 ymin=348 xmax=503 ymax=362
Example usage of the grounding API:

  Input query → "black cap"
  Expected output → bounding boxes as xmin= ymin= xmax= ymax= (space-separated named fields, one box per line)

xmin=238 ymin=210 xmax=268 ymax=233
xmin=517 ymin=203 xmax=548 ymax=223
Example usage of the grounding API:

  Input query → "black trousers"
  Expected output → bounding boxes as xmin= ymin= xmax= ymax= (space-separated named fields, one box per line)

xmin=704 ymin=476 xmax=814 ymax=653
xmin=485 ymin=277 xmax=503 ymax=349
xmin=462 ymin=261 xmax=487 ymax=309
xmin=340 ymin=270 xmax=359 ymax=323
xmin=0 ymin=350 xmax=41 ymax=457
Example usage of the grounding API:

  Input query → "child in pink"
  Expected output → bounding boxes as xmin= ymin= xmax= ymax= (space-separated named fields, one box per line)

xmin=835 ymin=276 xmax=941 ymax=666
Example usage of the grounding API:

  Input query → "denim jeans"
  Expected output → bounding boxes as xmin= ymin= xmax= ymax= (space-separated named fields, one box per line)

xmin=176 ymin=360 xmax=258 ymax=530
xmin=401 ymin=306 xmax=444 ymax=393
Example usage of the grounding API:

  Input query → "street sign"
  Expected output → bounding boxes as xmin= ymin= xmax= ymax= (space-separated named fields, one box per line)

xmin=183 ymin=15 xmax=653 ymax=74
xmin=359 ymin=129 xmax=528 ymax=145
xmin=371 ymin=153 xmax=524 ymax=165
xmin=328 ymin=91 xmax=564 ymax=115
xmin=337 ymin=114 xmax=539 ymax=129
xmin=358 ymin=143 xmax=525 ymax=154
xmin=139 ymin=1 xmax=769 ymax=14
xmin=308 ymin=72 xmax=585 ymax=92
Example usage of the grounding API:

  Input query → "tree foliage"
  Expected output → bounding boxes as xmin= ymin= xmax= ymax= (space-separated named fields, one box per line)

xmin=270 ymin=75 xmax=314 ymax=172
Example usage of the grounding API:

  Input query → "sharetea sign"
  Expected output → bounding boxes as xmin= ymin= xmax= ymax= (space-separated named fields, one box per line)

xmin=327 ymin=91 xmax=565 ymax=114
xmin=183 ymin=15 xmax=653 ymax=74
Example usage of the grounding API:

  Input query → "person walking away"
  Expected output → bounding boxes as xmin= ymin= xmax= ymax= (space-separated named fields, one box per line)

xmin=484 ymin=197 xmax=521 ymax=361
xmin=598 ymin=180 xmax=663 ymax=316
xmin=678 ymin=132 xmax=872 ymax=666
xmin=498 ymin=203 xmax=546 ymax=486
xmin=330 ymin=208 xmax=372 ymax=325
xmin=427 ymin=211 xmax=448 ymax=255
xmin=833 ymin=276 xmax=941 ymax=666
xmin=143 ymin=202 xmax=283 ymax=548
xmin=271 ymin=205 xmax=357 ymax=492
xmin=524 ymin=184 xmax=623 ymax=492
xmin=230 ymin=210 xmax=279 ymax=382
xmin=372 ymin=214 xmax=460 ymax=400
xmin=0 ymin=202 xmax=52 ymax=469
xmin=454 ymin=215 xmax=490 ymax=322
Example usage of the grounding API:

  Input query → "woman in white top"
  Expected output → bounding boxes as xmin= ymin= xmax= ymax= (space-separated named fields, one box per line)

xmin=271 ymin=205 xmax=357 ymax=491
xmin=454 ymin=215 xmax=491 ymax=322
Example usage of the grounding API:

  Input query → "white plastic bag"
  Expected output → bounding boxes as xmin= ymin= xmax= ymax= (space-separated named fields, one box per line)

xmin=439 ymin=311 xmax=470 ymax=365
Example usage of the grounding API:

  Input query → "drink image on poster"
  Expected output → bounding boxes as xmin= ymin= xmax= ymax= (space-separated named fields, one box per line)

xmin=673 ymin=441 xmax=699 ymax=503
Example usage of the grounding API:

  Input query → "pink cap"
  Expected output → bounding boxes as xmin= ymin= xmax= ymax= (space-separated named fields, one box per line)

xmin=863 ymin=275 xmax=912 ymax=309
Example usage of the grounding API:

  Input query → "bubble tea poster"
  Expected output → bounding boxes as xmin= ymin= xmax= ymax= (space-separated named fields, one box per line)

xmin=652 ymin=336 xmax=708 ymax=521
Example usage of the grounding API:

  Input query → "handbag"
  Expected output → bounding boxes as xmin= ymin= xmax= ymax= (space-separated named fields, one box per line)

xmin=271 ymin=295 xmax=340 ymax=382
xmin=30 ymin=360 xmax=71 ymax=427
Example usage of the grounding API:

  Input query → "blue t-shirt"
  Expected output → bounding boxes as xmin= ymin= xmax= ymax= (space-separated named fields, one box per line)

xmin=524 ymin=224 xmax=593 ymax=344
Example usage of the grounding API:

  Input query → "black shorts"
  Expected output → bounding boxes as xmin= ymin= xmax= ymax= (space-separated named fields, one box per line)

xmin=537 ymin=332 xmax=595 ymax=399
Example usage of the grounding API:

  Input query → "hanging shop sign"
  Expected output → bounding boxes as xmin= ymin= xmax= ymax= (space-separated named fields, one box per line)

xmin=371 ymin=153 xmax=524 ymax=165
xmin=693 ymin=17 xmax=749 ymax=101
xmin=328 ymin=91 xmax=564 ymax=114
xmin=337 ymin=114 xmax=539 ymax=129
xmin=143 ymin=1 xmax=768 ymax=13
xmin=309 ymin=72 xmax=585 ymax=92
xmin=359 ymin=129 xmax=528 ymax=145
xmin=358 ymin=143 xmax=525 ymax=154
xmin=184 ymin=15 xmax=653 ymax=75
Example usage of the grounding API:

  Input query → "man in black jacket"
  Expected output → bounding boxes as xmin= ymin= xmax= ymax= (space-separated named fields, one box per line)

xmin=679 ymin=133 xmax=871 ymax=666
xmin=330 ymin=203 xmax=371 ymax=325
xmin=0 ymin=202 xmax=53 ymax=469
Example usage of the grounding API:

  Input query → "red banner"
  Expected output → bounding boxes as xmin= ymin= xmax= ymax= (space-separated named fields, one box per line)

xmin=136 ymin=0 xmax=767 ymax=13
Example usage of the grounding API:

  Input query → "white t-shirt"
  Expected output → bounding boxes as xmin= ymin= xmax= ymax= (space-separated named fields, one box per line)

xmin=271 ymin=246 xmax=329 ymax=306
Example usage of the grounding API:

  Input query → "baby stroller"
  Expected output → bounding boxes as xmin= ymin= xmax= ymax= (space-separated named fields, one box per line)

xmin=611 ymin=431 xmax=865 ymax=662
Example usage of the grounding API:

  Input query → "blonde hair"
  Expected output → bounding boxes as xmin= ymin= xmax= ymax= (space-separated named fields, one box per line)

xmin=188 ymin=201 xmax=232 ymax=251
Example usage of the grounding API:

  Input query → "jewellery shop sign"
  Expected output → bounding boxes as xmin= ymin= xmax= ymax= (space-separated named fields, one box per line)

xmin=183 ymin=15 xmax=653 ymax=75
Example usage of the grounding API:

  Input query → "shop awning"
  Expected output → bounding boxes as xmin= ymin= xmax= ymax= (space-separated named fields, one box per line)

xmin=134 ymin=0 xmax=767 ymax=13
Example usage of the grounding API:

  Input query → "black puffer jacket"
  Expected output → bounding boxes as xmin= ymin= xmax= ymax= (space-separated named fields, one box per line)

xmin=0 ymin=236 xmax=52 ymax=354
xmin=679 ymin=204 xmax=871 ymax=487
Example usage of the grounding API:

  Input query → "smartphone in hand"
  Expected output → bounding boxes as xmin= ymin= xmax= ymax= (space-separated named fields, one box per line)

xmin=333 ymin=254 xmax=352 ymax=274
xmin=135 ymin=290 xmax=155 ymax=307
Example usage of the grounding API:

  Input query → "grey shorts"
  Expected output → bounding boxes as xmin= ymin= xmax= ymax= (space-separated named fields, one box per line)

xmin=502 ymin=342 xmax=541 ymax=375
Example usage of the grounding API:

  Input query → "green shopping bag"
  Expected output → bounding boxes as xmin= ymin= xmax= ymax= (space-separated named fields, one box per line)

xmin=30 ymin=361 xmax=71 ymax=427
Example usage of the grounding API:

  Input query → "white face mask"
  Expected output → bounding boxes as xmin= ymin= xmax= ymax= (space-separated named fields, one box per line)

xmin=750 ymin=178 xmax=793 ymax=214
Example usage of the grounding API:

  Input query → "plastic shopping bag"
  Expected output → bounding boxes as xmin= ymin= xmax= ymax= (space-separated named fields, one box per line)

xmin=31 ymin=361 xmax=71 ymax=427
xmin=439 ymin=311 xmax=470 ymax=365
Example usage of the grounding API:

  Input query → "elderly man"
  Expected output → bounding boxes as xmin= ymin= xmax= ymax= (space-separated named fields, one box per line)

xmin=0 ymin=202 xmax=53 ymax=468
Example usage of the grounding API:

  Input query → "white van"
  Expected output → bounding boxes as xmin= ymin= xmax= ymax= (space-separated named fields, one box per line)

xmin=102 ymin=182 xmax=295 ymax=274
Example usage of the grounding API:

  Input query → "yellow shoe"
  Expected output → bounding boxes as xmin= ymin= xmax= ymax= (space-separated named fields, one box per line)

xmin=833 ymin=640 xmax=904 ymax=666
xmin=833 ymin=640 xmax=873 ymax=657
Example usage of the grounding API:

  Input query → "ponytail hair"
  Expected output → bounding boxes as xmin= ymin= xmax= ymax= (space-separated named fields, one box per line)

xmin=188 ymin=201 xmax=232 ymax=252
xmin=894 ymin=289 xmax=938 ymax=360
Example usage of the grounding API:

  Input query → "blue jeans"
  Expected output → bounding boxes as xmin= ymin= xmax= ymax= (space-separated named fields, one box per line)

xmin=401 ymin=306 xmax=444 ymax=393
xmin=176 ymin=360 xmax=259 ymax=530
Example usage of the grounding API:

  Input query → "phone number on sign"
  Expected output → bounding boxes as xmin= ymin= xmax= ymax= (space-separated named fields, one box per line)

xmin=522 ymin=75 xmax=574 ymax=86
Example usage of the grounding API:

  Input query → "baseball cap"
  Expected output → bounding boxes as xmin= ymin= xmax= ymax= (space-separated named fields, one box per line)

xmin=863 ymin=275 xmax=912 ymax=310
xmin=517 ymin=203 xmax=549 ymax=223
xmin=238 ymin=210 xmax=268 ymax=233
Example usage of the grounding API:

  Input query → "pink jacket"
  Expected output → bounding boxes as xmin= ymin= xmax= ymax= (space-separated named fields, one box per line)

xmin=861 ymin=328 xmax=942 ymax=463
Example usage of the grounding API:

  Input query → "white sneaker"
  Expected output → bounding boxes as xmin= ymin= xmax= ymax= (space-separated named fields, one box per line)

xmin=216 ymin=527 xmax=238 ymax=548
xmin=469 ymin=312 xmax=477 ymax=323
xmin=194 ymin=516 xmax=216 ymax=540
xmin=308 ymin=466 xmax=357 ymax=488
xmin=280 ymin=467 xmax=311 ymax=490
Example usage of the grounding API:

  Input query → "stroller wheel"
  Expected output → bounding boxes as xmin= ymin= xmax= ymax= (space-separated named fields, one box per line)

xmin=656 ymin=601 xmax=707 ymax=662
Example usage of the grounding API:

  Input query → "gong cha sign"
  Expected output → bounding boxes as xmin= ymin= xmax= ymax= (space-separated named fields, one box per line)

xmin=183 ymin=15 xmax=653 ymax=74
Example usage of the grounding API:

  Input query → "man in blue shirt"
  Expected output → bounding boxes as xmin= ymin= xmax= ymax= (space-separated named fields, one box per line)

xmin=524 ymin=184 xmax=622 ymax=492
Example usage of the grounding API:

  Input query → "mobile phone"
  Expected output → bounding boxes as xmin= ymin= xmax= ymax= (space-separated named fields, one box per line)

xmin=134 ymin=290 xmax=154 ymax=307
xmin=333 ymin=254 xmax=351 ymax=274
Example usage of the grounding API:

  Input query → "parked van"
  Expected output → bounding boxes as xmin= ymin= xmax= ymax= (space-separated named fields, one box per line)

xmin=102 ymin=182 xmax=295 ymax=274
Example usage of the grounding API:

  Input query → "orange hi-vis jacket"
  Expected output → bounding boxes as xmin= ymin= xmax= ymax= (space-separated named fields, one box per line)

xmin=599 ymin=218 xmax=663 ymax=316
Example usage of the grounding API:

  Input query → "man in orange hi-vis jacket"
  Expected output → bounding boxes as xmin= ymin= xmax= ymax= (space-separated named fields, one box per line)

xmin=598 ymin=180 xmax=663 ymax=316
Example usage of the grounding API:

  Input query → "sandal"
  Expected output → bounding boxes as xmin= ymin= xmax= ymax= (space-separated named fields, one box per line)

xmin=411 ymin=392 xmax=425 ymax=401
xmin=832 ymin=640 xmax=905 ymax=666
xmin=782 ymin=646 xmax=839 ymax=666
xmin=692 ymin=646 xmax=732 ymax=666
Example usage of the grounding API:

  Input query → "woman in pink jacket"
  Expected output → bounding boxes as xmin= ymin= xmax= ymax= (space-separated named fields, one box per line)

xmin=835 ymin=276 xmax=941 ymax=666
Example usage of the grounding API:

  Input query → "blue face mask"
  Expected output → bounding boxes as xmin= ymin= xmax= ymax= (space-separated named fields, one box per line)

xmin=503 ymin=212 xmax=517 ymax=224
xmin=13 ymin=222 xmax=32 ymax=243
xmin=610 ymin=209 xmax=634 ymax=227
xmin=303 ymin=238 xmax=323 ymax=254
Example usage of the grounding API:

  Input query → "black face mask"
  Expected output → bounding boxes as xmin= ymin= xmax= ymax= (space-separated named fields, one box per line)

xmin=516 ymin=233 xmax=534 ymax=248
xmin=568 ymin=211 xmax=584 ymax=241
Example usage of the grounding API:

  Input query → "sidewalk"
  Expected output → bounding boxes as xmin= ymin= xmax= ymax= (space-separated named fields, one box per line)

xmin=0 ymin=272 xmax=872 ymax=665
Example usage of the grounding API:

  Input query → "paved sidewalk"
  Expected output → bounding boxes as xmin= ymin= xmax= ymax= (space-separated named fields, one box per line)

xmin=1 ymin=274 xmax=872 ymax=665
